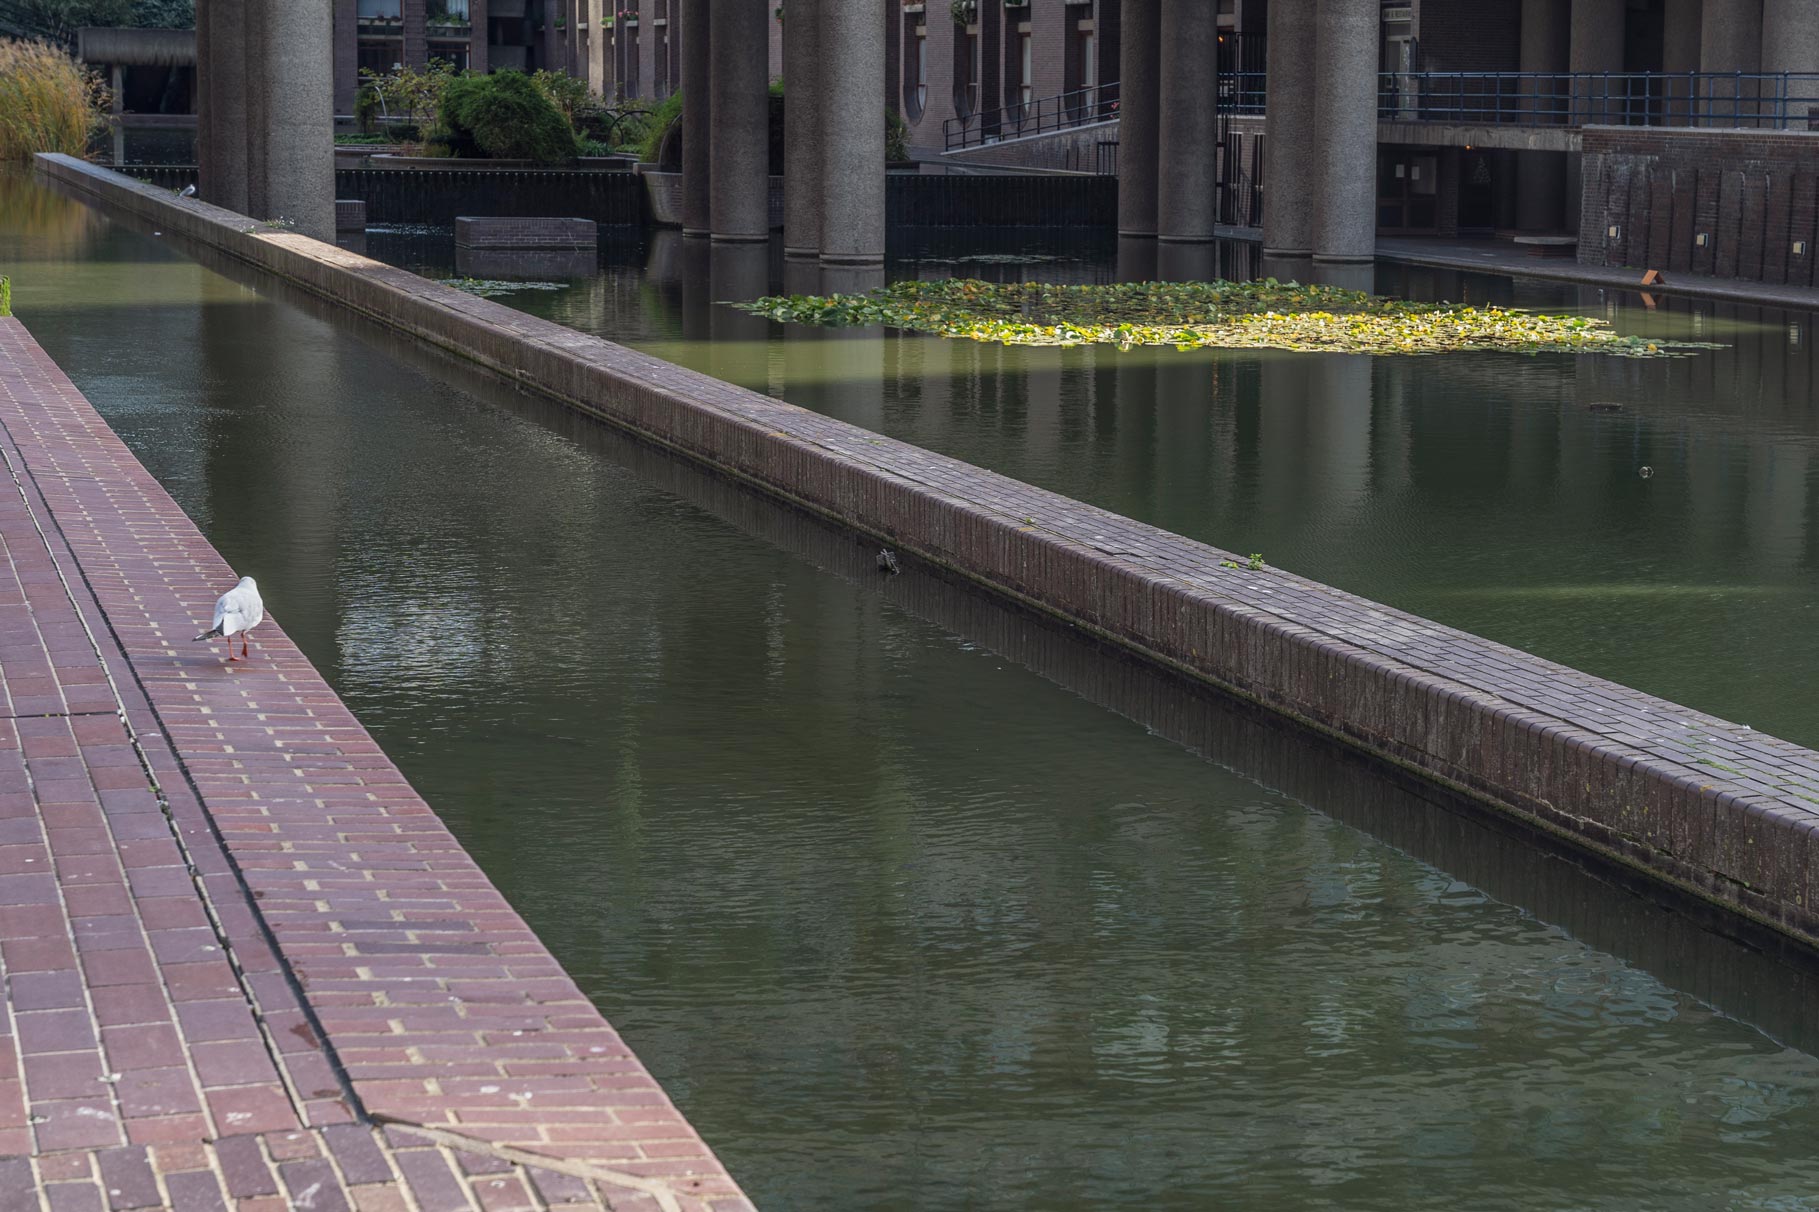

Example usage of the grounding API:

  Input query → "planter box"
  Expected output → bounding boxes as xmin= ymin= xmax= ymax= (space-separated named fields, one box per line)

xmin=643 ymin=171 xmax=784 ymax=229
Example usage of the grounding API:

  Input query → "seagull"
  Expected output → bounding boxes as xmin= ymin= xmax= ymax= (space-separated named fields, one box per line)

xmin=192 ymin=576 xmax=264 ymax=662
xmin=178 ymin=184 xmax=197 ymax=198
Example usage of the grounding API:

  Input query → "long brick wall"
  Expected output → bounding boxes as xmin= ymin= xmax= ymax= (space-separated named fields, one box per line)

xmin=1579 ymin=126 xmax=1819 ymax=286
xmin=39 ymin=153 xmax=1819 ymax=959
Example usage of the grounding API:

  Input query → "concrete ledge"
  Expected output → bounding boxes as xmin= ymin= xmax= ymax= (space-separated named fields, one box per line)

xmin=454 ymin=215 xmax=597 ymax=250
xmin=38 ymin=152 xmax=1819 ymax=952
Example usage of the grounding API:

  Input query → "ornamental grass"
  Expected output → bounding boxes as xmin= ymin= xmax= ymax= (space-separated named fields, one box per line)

xmin=0 ymin=38 xmax=108 ymax=161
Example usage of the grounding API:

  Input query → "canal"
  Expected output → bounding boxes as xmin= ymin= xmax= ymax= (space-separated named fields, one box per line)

xmin=8 ymin=170 xmax=1819 ymax=1210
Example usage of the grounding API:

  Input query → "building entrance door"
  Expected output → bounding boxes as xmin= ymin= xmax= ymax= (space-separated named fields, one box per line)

xmin=1458 ymin=148 xmax=1498 ymax=233
xmin=1377 ymin=149 xmax=1438 ymax=232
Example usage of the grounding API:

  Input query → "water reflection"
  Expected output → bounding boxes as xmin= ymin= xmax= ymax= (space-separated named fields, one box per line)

xmin=17 ymin=174 xmax=1819 ymax=1212
xmin=359 ymin=226 xmax=1819 ymax=748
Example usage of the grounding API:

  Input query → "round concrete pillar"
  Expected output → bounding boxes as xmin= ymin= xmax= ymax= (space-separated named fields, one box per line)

xmin=1568 ymin=0 xmax=1624 ymax=127
xmin=1156 ymin=0 xmax=1216 ymax=244
xmin=1764 ymin=0 xmax=1819 ymax=74
xmin=1311 ymin=0 xmax=1377 ymax=263
xmin=783 ymin=0 xmax=823 ymax=260
xmin=709 ymin=0 xmax=770 ymax=242
xmin=1702 ymin=0 xmax=1763 ymax=125
xmin=197 ymin=0 xmax=250 ymax=215
xmin=821 ymin=0 xmax=885 ymax=266
xmin=1662 ymin=0 xmax=1701 ymax=125
xmin=680 ymin=0 xmax=712 ymax=236
xmin=250 ymin=0 xmax=336 ymax=240
xmin=1261 ymin=0 xmax=1316 ymax=256
xmin=1116 ymin=0 xmax=1160 ymax=239
xmin=1515 ymin=0 xmax=1568 ymax=232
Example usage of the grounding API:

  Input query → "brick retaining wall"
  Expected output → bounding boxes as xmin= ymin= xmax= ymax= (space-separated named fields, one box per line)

xmin=40 ymin=153 xmax=1819 ymax=955
xmin=1580 ymin=126 xmax=1819 ymax=286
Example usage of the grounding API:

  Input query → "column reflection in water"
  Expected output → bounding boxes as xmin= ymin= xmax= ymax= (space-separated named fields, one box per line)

xmin=781 ymin=264 xmax=887 ymax=433
xmin=1116 ymin=236 xmax=1158 ymax=284
xmin=1156 ymin=240 xmax=1217 ymax=285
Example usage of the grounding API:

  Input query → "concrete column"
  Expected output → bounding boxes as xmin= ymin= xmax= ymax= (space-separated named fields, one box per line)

xmin=1155 ymin=0 xmax=1215 ymax=243
xmin=1702 ymin=0 xmax=1763 ymax=125
xmin=1763 ymin=1 xmax=1819 ymax=80
xmin=1116 ymin=0 xmax=1160 ymax=238
xmin=243 ymin=1 xmax=269 ymax=219
xmin=1261 ymin=0 xmax=1316 ymax=255
xmin=1311 ymin=0 xmax=1377 ymax=263
xmin=588 ymin=0 xmax=609 ymax=92
xmin=1662 ymin=0 xmax=1700 ymax=125
xmin=709 ymin=0 xmax=770 ymax=241
xmin=1516 ymin=0 xmax=1568 ymax=232
xmin=403 ymin=0 xmax=429 ymax=68
xmin=783 ymin=0 xmax=823 ymax=260
xmin=638 ymin=0 xmax=659 ymax=97
xmin=251 ymin=0 xmax=337 ymax=240
xmin=470 ymin=0 xmax=489 ymax=74
xmin=680 ymin=0 xmax=711 ymax=235
xmin=197 ymin=0 xmax=249 ymax=214
xmin=822 ymin=0 xmax=885 ymax=265
xmin=332 ymin=0 xmax=357 ymax=118
xmin=1569 ymin=0 xmax=1625 ymax=124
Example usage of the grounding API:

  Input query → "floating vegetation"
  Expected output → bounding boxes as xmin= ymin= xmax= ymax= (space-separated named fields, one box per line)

xmin=735 ymin=279 xmax=1722 ymax=358
xmin=445 ymin=277 xmax=572 ymax=298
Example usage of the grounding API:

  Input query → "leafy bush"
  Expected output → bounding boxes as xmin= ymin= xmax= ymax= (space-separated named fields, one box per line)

xmin=0 ymin=37 xmax=107 ymax=161
xmin=435 ymin=70 xmax=577 ymax=163
xmin=357 ymin=61 xmax=452 ymax=133
xmin=886 ymin=106 xmax=908 ymax=162
xmin=638 ymin=88 xmax=684 ymax=164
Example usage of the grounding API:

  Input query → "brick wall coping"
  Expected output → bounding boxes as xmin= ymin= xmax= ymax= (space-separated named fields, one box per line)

xmin=35 ymin=153 xmax=1819 ymax=955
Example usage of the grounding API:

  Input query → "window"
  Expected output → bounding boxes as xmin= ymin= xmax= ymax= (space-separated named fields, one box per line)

xmin=429 ymin=43 xmax=469 ymax=70
xmin=357 ymin=0 xmax=401 ymax=17
xmin=357 ymin=41 xmax=400 ymax=74
xmin=1079 ymin=30 xmax=1095 ymax=97
xmin=904 ymin=21 xmax=927 ymax=118
xmin=954 ymin=28 xmax=978 ymax=117
xmin=1019 ymin=33 xmax=1032 ymax=107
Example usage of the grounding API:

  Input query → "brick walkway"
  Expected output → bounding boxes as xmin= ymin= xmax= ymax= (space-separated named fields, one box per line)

xmin=0 ymin=319 xmax=752 ymax=1209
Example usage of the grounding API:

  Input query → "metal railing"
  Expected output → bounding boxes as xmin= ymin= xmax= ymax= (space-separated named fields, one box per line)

xmin=1379 ymin=71 xmax=1819 ymax=129
xmin=943 ymin=85 xmax=1119 ymax=151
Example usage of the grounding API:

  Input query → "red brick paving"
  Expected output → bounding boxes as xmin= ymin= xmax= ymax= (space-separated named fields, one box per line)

xmin=0 ymin=319 xmax=753 ymax=1208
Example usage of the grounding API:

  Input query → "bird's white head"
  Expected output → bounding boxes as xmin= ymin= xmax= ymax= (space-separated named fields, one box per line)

xmin=238 ymin=576 xmax=257 ymax=590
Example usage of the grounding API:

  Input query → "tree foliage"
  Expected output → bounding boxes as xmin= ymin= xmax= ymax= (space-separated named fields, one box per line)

xmin=434 ymin=70 xmax=577 ymax=164
xmin=0 ymin=0 xmax=191 ymax=43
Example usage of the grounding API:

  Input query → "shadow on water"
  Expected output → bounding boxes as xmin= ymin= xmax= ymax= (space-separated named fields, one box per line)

xmin=139 ymin=202 xmax=1819 ymax=1063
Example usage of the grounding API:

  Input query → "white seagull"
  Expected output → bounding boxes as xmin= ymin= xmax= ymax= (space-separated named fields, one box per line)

xmin=193 ymin=576 xmax=265 ymax=662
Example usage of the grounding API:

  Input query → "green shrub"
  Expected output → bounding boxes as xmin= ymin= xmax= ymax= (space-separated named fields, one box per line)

xmin=0 ymin=276 xmax=11 ymax=318
xmin=436 ymin=70 xmax=577 ymax=164
xmin=886 ymin=106 xmax=908 ymax=162
xmin=638 ymin=88 xmax=684 ymax=163
xmin=0 ymin=37 xmax=107 ymax=160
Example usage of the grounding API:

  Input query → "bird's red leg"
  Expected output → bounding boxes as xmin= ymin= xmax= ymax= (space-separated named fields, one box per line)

xmin=242 ymin=635 xmax=251 ymax=661
xmin=227 ymin=634 xmax=240 ymax=663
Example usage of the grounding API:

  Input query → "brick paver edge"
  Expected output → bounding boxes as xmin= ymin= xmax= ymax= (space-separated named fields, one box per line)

xmin=0 ymin=316 xmax=754 ymax=1208
xmin=34 ymin=153 xmax=1819 ymax=953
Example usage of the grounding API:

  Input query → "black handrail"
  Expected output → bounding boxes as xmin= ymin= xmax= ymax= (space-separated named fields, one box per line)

xmin=943 ymin=85 xmax=1120 ymax=152
xmin=1381 ymin=70 xmax=1819 ymax=129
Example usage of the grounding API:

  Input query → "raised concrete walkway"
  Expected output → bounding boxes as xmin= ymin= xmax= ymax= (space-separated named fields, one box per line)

xmin=0 ymin=318 xmax=750 ymax=1209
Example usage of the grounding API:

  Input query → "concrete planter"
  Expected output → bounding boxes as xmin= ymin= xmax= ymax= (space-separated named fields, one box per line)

xmin=644 ymin=170 xmax=785 ymax=229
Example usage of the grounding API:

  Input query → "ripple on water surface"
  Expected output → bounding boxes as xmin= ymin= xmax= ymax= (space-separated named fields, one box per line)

xmin=6 ymin=176 xmax=1819 ymax=1211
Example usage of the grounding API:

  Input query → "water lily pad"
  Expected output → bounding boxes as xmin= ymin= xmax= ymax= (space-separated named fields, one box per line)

xmin=734 ymin=278 xmax=1721 ymax=358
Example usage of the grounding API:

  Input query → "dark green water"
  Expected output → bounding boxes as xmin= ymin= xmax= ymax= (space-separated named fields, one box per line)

xmin=374 ymin=226 xmax=1819 ymax=752
xmin=10 ymin=173 xmax=1819 ymax=1211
